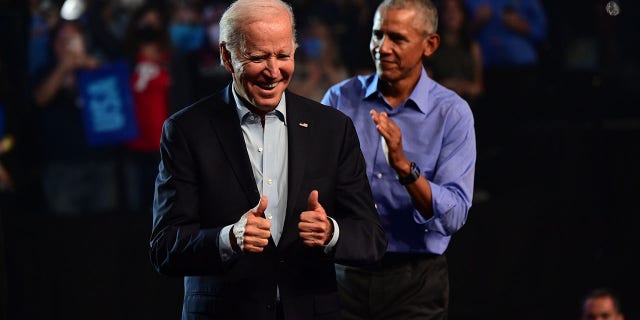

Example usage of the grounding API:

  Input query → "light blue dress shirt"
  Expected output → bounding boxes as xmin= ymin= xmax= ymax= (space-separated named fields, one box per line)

xmin=219 ymin=89 xmax=339 ymax=261
xmin=236 ymin=91 xmax=289 ymax=246
xmin=322 ymin=68 xmax=476 ymax=255
xmin=218 ymin=89 xmax=288 ymax=261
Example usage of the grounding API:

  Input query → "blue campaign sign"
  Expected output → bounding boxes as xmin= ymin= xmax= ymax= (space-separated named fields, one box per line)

xmin=77 ymin=60 xmax=138 ymax=146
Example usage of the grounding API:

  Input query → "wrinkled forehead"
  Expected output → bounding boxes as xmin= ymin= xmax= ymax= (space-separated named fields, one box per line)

xmin=242 ymin=12 xmax=294 ymax=43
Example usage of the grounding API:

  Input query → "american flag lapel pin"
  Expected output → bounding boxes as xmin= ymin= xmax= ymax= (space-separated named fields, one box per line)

xmin=299 ymin=122 xmax=309 ymax=128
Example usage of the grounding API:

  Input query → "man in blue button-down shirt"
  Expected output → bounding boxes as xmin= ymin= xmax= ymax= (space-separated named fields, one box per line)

xmin=322 ymin=0 xmax=476 ymax=318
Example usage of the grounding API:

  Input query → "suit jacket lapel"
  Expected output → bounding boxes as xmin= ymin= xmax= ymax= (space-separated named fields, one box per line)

xmin=280 ymin=92 xmax=311 ymax=248
xmin=209 ymin=85 xmax=260 ymax=205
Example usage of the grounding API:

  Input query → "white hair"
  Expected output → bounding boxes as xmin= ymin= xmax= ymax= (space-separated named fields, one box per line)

xmin=219 ymin=0 xmax=297 ymax=60
xmin=377 ymin=0 xmax=439 ymax=35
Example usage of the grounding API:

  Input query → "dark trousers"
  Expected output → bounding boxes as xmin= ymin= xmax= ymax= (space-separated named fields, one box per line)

xmin=335 ymin=253 xmax=449 ymax=320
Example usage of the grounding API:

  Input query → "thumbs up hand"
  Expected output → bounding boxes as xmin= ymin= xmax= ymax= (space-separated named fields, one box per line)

xmin=298 ymin=190 xmax=333 ymax=247
xmin=231 ymin=195 xmax=271 ymax=253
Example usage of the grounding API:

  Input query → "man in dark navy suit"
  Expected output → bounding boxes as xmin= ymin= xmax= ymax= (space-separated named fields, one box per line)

xmin=149 ymin=1 xmax=387 ymax=319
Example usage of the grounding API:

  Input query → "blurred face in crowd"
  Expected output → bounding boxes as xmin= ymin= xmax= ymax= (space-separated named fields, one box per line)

xmin=137 ymin=9 xmax=163 ymax=30
xmin=442 ymin=0 xmax=465 ymax=33
xmin=582 ymin=296 xmax=624 ymax=320
xmin=370 ymin=6 xmax=439 ymax=85
xmin=54 ymin=22 xmax=86 ymax=58
xmin=221 ymin=7 xmax=295 ymax=113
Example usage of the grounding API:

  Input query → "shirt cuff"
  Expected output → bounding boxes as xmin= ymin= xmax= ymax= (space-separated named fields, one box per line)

xmin=323 ymin=216 xmax=340 ymax=254
xmin=219 ymin=225 xmax=237 ymax=262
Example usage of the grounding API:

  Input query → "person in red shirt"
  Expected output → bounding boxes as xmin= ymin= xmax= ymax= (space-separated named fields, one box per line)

xmin=123 ymin=3 xmax=172 ymax=213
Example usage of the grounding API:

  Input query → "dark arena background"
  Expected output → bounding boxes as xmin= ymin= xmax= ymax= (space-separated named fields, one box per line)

xmin=1 ymin=0 xmax=639 ymax=319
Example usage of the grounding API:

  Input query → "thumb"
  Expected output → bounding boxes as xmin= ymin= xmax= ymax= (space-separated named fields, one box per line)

xmin=253 ymin=195 xmax=268 ymax=217
xmin=307 ymin=190 xmax=320 ymax=211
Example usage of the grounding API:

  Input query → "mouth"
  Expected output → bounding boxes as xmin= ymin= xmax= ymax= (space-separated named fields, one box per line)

xmin=258 ymin=82 xmax=279 ymax=90
xmin=377 ymin=60 xmax=396 ymax=68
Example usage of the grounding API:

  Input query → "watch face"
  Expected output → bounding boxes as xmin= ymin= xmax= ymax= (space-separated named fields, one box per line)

xmin=411 ymin=163 xmax=421 ymax=178
xmin=399 ymin=162 xmax=420 ymax=185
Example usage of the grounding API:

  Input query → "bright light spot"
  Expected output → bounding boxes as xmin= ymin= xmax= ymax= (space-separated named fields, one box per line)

xmin=60 ymin=0 xmax=86 ymax=21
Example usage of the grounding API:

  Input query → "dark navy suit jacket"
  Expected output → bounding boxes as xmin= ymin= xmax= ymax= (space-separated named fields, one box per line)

xmin=150 ymin=85 xmax=387 ymax=320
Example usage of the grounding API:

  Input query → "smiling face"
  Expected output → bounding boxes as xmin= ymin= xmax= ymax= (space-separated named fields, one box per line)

xmin=221 ymin=9 xmax=295 ymax=113
xmin=370 ymin=7 xmax=438 ymax=86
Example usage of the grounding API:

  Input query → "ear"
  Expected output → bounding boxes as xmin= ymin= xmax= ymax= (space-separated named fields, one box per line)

xmin=422 ymin=33 xmax=440 ymax=58
xmin=220 ymin=42 xmax=235 ymax=73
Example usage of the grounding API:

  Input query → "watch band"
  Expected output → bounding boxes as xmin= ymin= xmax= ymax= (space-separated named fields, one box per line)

xmin=399 ymin=162 xmax=421 ymax=185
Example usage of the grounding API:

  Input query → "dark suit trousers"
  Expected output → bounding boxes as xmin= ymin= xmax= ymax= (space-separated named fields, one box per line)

xmin=335 ymin=253 xmax=449 ymax=320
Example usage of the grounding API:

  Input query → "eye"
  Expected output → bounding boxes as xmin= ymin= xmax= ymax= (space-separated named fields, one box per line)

xmin=249 ymin=55 xmax=266 ymax=62
xmin=372 ymin=30 xmax=383 ymax=40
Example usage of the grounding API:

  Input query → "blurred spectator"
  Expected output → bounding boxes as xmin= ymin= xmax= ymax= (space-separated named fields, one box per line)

xmin=466 ymin=0 xmax=547 ymax=68
xmin=289 ymin=17 xmax=348 ymax=102
xmin=581 ymin=288 xmax=625 ymax=320
xmin=0 ymin=61 xmax=15 ymax=195
xmin=327 ymin=0 xmax=377 ymax=76
xmin=427 ymin=0 xmax=484 ymax=105
xmin=168 ymin=0 xmax=206 ymax=55
xmin=183 ymin=1 xmax=231 ymax=101
xmin=32 ymin=19 xmax=120 ymax=215
xmin=462 ymin=0 xmax=547 ymax=179
xmin=28 ymin=0 xmax=59 ymax=78
xmin=122 ymin=3 xmax=173 ymax=213
xmin=86 ymin=0 xmax=127 ymax=61
xmin=0 ymin=106 xmax=15 ymax=194
xmin=464 ymin=0 xmax=547 ymax=112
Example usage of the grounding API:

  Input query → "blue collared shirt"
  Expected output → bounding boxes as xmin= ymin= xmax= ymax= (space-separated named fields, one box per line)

xmin=322 ymin=69 xmax=476 ymax=254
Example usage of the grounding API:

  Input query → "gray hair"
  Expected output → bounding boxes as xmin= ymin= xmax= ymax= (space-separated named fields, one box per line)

xmin=219 ymin=0 xmax=297 ymax=57
xmin=377 ymin=0 xmax=438 ymax=35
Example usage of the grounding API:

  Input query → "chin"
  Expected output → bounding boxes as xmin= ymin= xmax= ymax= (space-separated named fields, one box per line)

xmin=252 ymin=97 xmax=281 ymax=110
xmin=255 ymin=91 xmax=286 ymax=107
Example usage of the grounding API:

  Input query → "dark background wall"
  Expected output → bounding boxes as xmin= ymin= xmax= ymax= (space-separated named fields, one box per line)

xmin=2 ymin=0 xmax=640 ymax=319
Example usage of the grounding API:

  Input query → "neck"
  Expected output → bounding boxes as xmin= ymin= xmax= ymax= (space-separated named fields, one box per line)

xmin=378 ymin=73 xmax=421 ymax=108
xmin=238 ymin=96 xmax=276 ymax=127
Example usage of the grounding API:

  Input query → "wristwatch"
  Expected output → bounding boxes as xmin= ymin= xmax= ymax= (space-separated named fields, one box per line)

xmin=398 ymin=162 xmax=421 ymax=185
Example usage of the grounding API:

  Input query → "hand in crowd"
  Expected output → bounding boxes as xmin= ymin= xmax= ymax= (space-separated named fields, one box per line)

xmin=58 ymin=36 xmax=99 ymax=71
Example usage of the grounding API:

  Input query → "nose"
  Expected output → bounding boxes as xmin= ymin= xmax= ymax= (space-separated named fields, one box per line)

xmin=373 ymin=35 xmax=391 ymax=57
xmin=377 ymin=35 xmax=392 ymax=54
xmin=264 ymin=57 xmax=281 ymax=79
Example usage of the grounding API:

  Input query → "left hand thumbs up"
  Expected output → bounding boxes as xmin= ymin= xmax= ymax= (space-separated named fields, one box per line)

xmin=299 ymin=190 xmax=332 ymax=247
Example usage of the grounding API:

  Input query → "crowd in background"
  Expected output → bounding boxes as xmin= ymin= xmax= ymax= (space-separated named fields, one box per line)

xmin=0 ymin=0 xmax=633 ymax=217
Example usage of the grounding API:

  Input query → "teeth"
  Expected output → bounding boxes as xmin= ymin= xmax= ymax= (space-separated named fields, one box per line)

xmin=262 ymin=82 xmax=278 ymax=89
